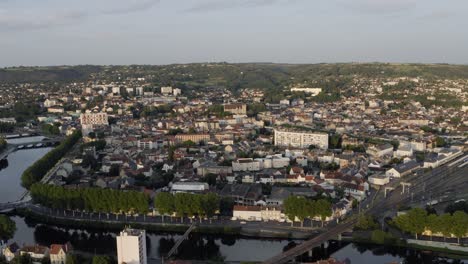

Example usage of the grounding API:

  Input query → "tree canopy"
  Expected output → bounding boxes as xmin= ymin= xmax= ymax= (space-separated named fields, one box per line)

xmin=0 ymin=215 xmax=16 ymax=240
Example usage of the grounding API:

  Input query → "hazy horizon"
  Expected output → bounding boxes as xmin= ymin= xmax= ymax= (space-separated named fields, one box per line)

xmin=1 ymin=0 xmax=467 ymax=67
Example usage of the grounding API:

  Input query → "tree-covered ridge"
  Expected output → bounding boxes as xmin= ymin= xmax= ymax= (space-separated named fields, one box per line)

xmin=30 ymin=183 xmax=149 ymax=214
xmin=3 ymin=63 xmax=468 ymax=85
xmin=0 ymin=65 xmax=101 ymax=83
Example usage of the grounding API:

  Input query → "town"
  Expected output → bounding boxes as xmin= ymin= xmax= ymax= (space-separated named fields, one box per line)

xmin=0 ymin=63 xmax=467 ymax=264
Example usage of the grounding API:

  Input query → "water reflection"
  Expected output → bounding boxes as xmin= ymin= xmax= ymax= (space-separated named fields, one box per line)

xmin=0 ymin=147 xmax=52 ymax=202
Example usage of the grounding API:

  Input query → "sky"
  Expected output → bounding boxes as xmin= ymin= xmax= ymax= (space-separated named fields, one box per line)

xmin=0 ymin=0 xmax=467 ymax=66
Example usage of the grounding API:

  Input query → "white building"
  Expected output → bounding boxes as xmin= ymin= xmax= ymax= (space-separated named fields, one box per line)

xmin=171 ymin=182 xmax=209 ymax=193
xmin=274 ymin=129 xmax=329 ymax=149
xmin=161 ymin=86 xmax=173 ymax=94
xmin=173 ymin=88 xmax=182 ymax=96
xmin=116 ymin=228 xmax=147 ymax=264
xmin=290 ymin=87 xmax=322 ymax=96
xmin=232 ymin=158 xmax=261 ymax=172
xmin=136 ymin=87 xmax=144 ymax=96
xmin=112 ymin=86 xmax=120 ymax=94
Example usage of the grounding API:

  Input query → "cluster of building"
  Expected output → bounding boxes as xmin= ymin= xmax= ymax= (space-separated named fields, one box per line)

xmin=0 ymin=242 xmax=71 ymax=264
xmin=0 ymin=69 xmax=465 ymax=227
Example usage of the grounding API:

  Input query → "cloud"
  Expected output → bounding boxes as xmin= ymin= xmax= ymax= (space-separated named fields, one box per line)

xmin=185 ymin=0 xmax=281 ymax=12
xmin=0 ymin=9 xmax=88 ymax=31
xmin=0 ymin=0 xmax=161 ymax=31
xmin=339 ymin=0 xmax=417 ymax=15
xmin=417 ymin=10 xmax=455 ymax=21
xmin=101 ymin=0 xmax=161 ymax=15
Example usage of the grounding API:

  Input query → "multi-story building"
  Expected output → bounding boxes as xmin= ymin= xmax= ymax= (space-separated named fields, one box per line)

xmin=274 ymin=129 xmax=328 ymax=149
xmin=290 ymin=87 xmax=322 ymax=96
xmin=175 ymin=133 xmax=210 ymax=143
xmin=116 ymin=228 xmax=147 ymax=264
xmin=161 ymin=86 xmax=173 ymax=94
xmin=224 ymin=103 xmax=247 ymax=115
xmin=80 ymin=112 xmax=109 ymax=135
xmin=80 ymin=112 xmax=109 ymax=126
xmin=232 ymin=158 xmax=261 ymax=172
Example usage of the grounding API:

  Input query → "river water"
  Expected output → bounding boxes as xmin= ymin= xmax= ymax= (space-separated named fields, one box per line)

xmin=0 ymin=142 xmax=466 ymax=263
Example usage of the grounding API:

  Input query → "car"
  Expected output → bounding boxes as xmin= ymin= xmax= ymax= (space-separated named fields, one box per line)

xmin=240 ymin=221 xmax=247 ymax=224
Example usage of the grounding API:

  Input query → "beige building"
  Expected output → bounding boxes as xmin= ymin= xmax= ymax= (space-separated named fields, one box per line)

xmin=175 ymin=133 xmax=210 ymax=143
xmin=80 ymin=112 xmax=109 ymax=126
xmin=224 ymin=103 xmax=247 ymax=115
xmin=116 ymin=228 xmax=147 ymax=264
xmin=274 ymin=129 xmax=329 ymax=149
xmin=233 ymin=205 xmax=284 ymax=222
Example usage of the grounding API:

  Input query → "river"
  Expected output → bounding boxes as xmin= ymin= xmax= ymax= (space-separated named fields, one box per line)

xmin=0 ymin=142 xmax=466 ymax=263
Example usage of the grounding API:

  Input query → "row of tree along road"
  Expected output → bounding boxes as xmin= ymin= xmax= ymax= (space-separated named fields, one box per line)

xmin=392 ymin=208 xmax=468 ymax=244
xmin=21 ymin=131 xmax=82 ymax=189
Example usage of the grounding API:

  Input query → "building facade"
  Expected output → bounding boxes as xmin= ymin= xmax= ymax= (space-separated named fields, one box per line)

xmin=116 ymin=228 xmax=147 ymax=264
xmin=274 ymin=129 xmax=328 ymax=149
xmin=224 ymin=104 xmax=247 ymax=115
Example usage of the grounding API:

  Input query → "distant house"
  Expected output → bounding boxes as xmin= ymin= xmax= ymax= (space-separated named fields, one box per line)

xmin=2 ymin=242 xmax=20 ymax=262
xmin=50 ymin=243 xmax=72 ymax=264
xmin=220 ymin=184 xmax=262 ymax=205
xmin=233 ymin=205 xmax=284 ymax=222
xmin=385 ymin=160 xmax=420 ymax=178
xmin=366 ymin=143 xmax=393 ymax=158
xmin=266 ymin=186 xmax=317 ymax=206
xmin=20 ymin=245 xmax=49 ymax=263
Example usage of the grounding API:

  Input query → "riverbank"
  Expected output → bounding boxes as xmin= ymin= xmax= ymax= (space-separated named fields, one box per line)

xmin=345 ymin=231 xmax=468 ymax=259
xmin=15 ymin=207 xmax=312 ymax=239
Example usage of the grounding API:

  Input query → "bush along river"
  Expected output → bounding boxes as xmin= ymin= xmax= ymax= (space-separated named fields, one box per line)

xmin=1 ymin=140 xmax=467 ymax=263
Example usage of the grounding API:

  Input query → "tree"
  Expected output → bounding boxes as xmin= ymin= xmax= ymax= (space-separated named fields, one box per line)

xmin=329 ymin=134 xmax=342 ymax=149
xmin=12 ymin=254 xmax=32 ymax=264
xmin=355 ymin=214 xmax=378 ymax=230
xmin=316 ymin=199 xmax=332 ymax=227
xmin=92 ymin=255 xmax=111 ymax=264
xmin=201 ymin=173 xmax=217 ymax=186
xmin=284 ymin=196 xmax=300 ymax=227
xmin=406 ymin=208 xmax=427 ymax=239
xmin=426 ymin=214 xmax=439 ymax=240
xmin=439 ymin=213 xmax=453 ymax=242
xmin=65 ymin=254 xmax=79 ymax=264
xmin=201 ymin=193 xmax=220 ymax=218
xmin=435 ymin=137 xmax=447 ymax=147
xmin=0 ymin=215 xmax=16 ymax=240
xmin=451 ymin=211 xmax=468 ymax=244
xmin=154 ymin=192 xmax=175 ymax=222
xmin=394 ymin=208 xmax=427 ymax=239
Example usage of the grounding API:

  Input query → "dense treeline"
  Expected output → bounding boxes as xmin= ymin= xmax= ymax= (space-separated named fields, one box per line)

xmin=393 ymin=208 xmax=468 ymax=244
xmin=0 ymin=102 xmax=41 ymax=122
xmin=283 ymin=196 xmax=332 ymax=227
xmin=30 ymin=183 xmax=149 ymax=214
xmin=0 ymin=122 xmax=15 ymax=133
xmin=0 ymin=65 xmax=102 ymax=83
xmin=21 ymin=131 xmax=82 ymax=189
xmin=154 ymin=192 xmax=220 ymax=220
